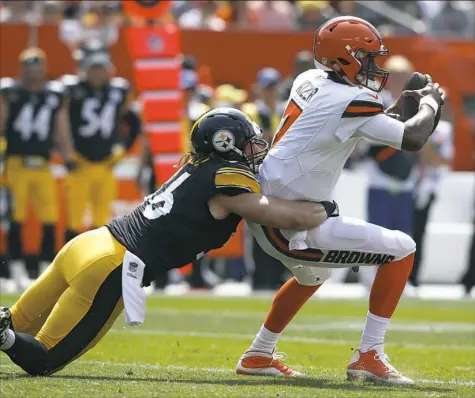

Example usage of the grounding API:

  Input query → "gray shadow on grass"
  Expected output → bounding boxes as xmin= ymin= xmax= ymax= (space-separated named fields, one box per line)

xmin=0 ymin=371 xmax=455 ymax=394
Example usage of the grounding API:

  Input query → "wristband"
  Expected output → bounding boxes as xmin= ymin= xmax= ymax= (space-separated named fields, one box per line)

xmin=320 ymin=200 xmax=339 ymax=218
xmin=419 ymin=96 xmax=439 ymax=114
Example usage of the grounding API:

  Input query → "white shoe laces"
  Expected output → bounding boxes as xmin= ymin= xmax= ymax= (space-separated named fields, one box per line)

xmin=374 ymin=352 xmax=400 ymax=374
xmin=273 ymin=351 xmax=288 ymax=362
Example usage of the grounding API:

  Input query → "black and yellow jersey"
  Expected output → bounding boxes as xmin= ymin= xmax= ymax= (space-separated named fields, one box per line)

xmin=63 ymin=75 xmax=129 ymax=162
xmin=107 ymin=157 xmax=260 ymax=275
xmin=1 ymin=77 xmax=65 ymax=159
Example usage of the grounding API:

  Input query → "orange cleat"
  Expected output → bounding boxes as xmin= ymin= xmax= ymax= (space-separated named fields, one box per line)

xmin=347 ymin=344 xmax=414 ymax=385
xmin=236 ymin=350 xmax=304 ymax=377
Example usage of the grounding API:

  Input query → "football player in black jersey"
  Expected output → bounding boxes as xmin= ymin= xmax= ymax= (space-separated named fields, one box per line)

xmin=0 ymin=48 xmax=75 ymax=291
xmin=63 ymin=48 xmax=131 ymax=243
xmin=0 ymin=108 xmax=337 ymax=376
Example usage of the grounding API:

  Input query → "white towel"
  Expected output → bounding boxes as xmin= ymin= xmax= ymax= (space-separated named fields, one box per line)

xmin=122 ymin=250 xmax=147 ymax=326
xmin=284 ymin=230 xmax=309 ymax=251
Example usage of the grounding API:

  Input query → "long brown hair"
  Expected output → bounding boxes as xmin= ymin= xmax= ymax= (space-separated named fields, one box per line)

xmin=176 ymin=152 xmax=210 ymax=168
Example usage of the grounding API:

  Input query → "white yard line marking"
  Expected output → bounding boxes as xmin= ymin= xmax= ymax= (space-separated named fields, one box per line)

xmin=146 ymin=308 xmax=475 ymax=333
xmin=287 ymin=322 xmax=475 ymax=333
xmin=146 ymin=307 xmax=343 ymax=320
xmin=149 ymin=289 xmax=475 ymax=302
xmin=454 ymin=366 xmax=475 ymax=371
xmin=2 ymin=359 xmax=473 ymax=387
xmin=416 ymin=379 xmax=475 ymax=387
xmin=109 ymin=328 xmax=473 ymax=350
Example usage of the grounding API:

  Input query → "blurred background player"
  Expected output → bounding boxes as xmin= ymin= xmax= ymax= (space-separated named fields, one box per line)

xmin=363 ymin=55 xmax=419 ymax=289
xmin=243 ymin=67 xmax=284 ymax=143
xmin=0 ymin=47 xmax=75 ymax=291
xmin=242 ymin=68 xmax=290 ymax=290
xmin=461 ymin=193 xmax=475 ymax=295
xmin=181 ymin=68 xmax=210 ymax=153
xmin=410 ymin=90 xmax=454 ymax=287
xmin=214 ymin=84 xmax=247 ymax=109
xmin=280 ymin=50 xmax=315 ymax=101
xmin=178 ymin=65 xmax=214 ymax=289
xmin=62 ymin=43 xmax=131 ymax=243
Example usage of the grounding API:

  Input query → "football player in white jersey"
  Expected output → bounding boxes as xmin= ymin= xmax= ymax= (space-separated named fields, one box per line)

xmin=236 ymin=16 xmax=444 ymax=384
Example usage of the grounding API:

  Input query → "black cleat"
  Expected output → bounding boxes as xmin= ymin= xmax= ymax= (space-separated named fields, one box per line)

xmin=0 ymin=307 xmax=12 ymax=346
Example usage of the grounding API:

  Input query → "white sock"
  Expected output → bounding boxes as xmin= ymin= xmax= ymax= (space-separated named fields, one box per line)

xmin=249 ymin=325 xmax=281 ymax=354
xmin=0 ymin=329 xmax=15 ymax=351
xmin=359 ymin=311 xmax=390 ymax=352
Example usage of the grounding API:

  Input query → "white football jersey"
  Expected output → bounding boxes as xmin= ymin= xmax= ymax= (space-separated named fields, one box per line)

xmin=259 ymin=69 xmax=405 ymax=201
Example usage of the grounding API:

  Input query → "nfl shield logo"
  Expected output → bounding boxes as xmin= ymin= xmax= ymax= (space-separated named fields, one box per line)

xmin=147 ymin=34 xmax=163 ymax=53
xmin=128 ymin=262 xmax=138 ymax=273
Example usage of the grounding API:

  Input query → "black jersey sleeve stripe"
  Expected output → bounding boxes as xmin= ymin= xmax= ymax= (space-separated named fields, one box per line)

xmin=347 ymin=100 xmax=384 ymax=109
xmin=343 ymin=100 xmax=384 ymax=118
xmin=342 ymin=110 xmax=384 ymax=118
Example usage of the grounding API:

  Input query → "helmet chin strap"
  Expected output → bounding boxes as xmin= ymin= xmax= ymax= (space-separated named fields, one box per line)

xmin=343 ymin=75 xmax=357 ymax=88
xmin=230 ymin=146 xmax=245 ymax=158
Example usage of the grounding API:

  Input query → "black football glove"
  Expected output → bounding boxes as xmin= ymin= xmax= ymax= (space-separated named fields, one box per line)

xmin=320 ymin=200 xmax=339 ymax=218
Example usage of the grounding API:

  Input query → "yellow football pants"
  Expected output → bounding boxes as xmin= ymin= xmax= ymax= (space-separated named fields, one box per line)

xmin=6 ymin=156 xmax=58 ymax=223
xmin=11 ymin=227 xmax=126 ymax=374
xmin=65 ymin=159 xmax=117 ymax=230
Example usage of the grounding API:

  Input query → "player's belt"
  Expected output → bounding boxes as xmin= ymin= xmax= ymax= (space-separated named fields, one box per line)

xmin=23 ymin=156 xmax=47 ymax=169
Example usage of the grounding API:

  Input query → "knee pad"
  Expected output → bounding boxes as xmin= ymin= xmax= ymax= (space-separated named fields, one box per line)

xmin=7 ymin=221 xmax=22 ymax=260
xmin=40 ymin=224 xmax=56 ymax=262
xmin=289 ymin=264 xmax=331 ymax=286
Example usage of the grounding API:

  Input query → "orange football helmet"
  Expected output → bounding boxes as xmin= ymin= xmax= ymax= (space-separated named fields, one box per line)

xmin=313 ymin=16 xmax=389 ymax=92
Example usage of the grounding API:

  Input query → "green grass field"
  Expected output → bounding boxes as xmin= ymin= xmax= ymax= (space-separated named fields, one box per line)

xmin=1 ymin=294 xmax=474 ymax=397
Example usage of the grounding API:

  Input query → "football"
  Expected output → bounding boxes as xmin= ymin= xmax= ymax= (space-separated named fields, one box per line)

xmin=401 ymin=72 xmax=428 ymax=121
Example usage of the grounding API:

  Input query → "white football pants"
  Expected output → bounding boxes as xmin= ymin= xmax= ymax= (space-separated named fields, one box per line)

xmin=248 ymin=216 xmax=415 ymax=286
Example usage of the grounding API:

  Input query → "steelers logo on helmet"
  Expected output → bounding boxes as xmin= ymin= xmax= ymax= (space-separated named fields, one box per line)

xmin=212 ymin=130 xmax=235 ymax=153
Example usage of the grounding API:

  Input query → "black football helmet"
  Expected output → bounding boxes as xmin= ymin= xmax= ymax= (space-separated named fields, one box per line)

xmin=190 ymin=108 xmax=269 ymax=172
xmin=74 ymin=39 xmax=111 ymax=70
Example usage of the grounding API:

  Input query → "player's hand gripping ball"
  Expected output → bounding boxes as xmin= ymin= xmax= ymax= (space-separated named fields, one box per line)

xmin=400 ymin=72 xmax=443 ymax=130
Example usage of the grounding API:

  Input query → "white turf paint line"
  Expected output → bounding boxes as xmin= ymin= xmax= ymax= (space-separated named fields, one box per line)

xmin=109 ymin=328 xmax=473 ymax=351
xmin=151 ymin=284 xmax=475 ymax=301
xmin=1 ymin=359 xmax=473 ymax=388
xmin=145 ymin=308 xmax=475 ymax=334
xmin=146 ymin=307 xmax=345 ymax=320
xmin=287 ymin=322 xmax=475 ymax=333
